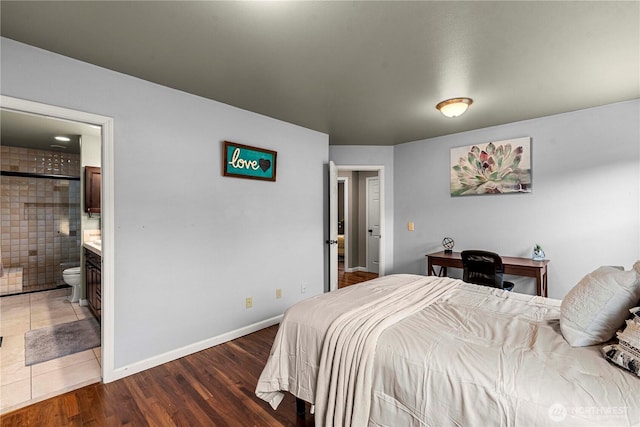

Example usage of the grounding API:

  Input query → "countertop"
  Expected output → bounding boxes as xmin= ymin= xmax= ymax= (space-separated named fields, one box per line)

xmin=83 ymin=241 xmax=101 ymax=256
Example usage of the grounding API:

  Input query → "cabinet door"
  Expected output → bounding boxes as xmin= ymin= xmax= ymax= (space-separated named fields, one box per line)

xmin=84 ymin=251 xmax=101 ymax=321
xmin=95 ymin=268 xmax=102 ymax=317
xmin=84 ymin=166 xmax=101 ymax=214
xmin=86 ymin=263 xmax=96 ymax=310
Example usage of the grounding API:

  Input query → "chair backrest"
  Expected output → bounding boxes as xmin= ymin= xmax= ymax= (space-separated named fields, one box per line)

xmin=461 ymin=250 xmax=506 ymax=289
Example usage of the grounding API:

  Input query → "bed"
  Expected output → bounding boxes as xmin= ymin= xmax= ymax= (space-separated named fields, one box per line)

xmin=256 ymin=273 xmax=640 ymax=426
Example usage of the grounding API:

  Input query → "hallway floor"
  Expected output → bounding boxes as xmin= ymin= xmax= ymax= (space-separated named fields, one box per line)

xmin=0 ymin=287 xmax=101 ymax=415
xmin=338 ymin=261 xmax=378 ymax=288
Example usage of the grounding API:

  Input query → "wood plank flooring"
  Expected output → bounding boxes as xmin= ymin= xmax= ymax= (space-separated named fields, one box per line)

xmin=1 ymin=325 xmax=312 ymax=427
xmin=1 ymin=269 xmax=376 ymax=426
xmin=338 ymin=261 xmax=378 ymax=289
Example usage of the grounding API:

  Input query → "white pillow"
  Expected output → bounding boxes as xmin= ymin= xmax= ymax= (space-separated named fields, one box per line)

xmin=560 ymin=263 xmax=640 ymax=347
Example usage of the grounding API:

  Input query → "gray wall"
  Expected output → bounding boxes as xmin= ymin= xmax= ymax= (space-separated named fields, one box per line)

xmin=1 ymin=38 xmax=328 ymax=369
xmin=393 ymin=100 xmax=640 ymax=299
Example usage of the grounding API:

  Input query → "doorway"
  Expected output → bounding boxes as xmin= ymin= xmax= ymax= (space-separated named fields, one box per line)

xmin=0 ymin=95 xmax=114 ymax=413
xmin=0 ymin=110 xmax=99 ymax=297
xmin=329 ymin=164 xmax=384 ymax=290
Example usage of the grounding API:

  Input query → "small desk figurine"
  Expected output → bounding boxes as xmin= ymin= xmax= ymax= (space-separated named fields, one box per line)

xmin=532 ymin=244 xmax=545 ymax=261
xmin=442 ymin=237 xmax=455 ymax=254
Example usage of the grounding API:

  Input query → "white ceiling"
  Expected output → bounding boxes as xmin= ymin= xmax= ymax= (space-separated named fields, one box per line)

xmin=1 ymin=1 xmax=638 ymax=146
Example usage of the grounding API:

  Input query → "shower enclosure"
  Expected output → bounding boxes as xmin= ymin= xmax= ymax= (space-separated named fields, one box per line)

xmin=0 ymin=145 xmax=81 ymax=296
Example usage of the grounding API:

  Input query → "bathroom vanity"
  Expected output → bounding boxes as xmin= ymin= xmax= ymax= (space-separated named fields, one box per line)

xmin=84 ymin=245 xmax=101 ymax=321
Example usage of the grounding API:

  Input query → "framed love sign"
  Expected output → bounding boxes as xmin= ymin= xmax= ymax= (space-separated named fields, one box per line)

xmin=222 ymin=141 xmax=277 ymax=182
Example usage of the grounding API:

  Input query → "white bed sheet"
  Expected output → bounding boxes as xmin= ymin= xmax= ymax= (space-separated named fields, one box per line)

xmin=256 ymin=274 xmax=640 ymax=426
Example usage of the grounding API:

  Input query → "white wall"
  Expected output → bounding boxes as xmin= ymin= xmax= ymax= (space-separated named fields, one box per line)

xmin=329 ymin=145 xmax=395 ymax=273
xmin=80 ymin=133 xmax=102 ymax=301
xmin=1 ymin=38 xmax=328 ymax=371
xmin=393 ymin=100 xmax=640 ymax=299
xmin=80 ymin=133 xmax=101 ymax=232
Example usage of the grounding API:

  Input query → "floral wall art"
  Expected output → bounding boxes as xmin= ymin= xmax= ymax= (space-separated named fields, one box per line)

xmin=450 ymin=137 xmax=532 ymax=196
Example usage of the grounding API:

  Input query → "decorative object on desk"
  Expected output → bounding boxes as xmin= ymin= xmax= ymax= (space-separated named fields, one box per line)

xmin=442 ymin=237 xmax=455 ymax=254
xmin=450 ymin=137 xmax=532 ymax=196
xmin=223 ymin=141 xmax=277 ymax=182
xmin=532 ymin=244 xmax=545 ymax=261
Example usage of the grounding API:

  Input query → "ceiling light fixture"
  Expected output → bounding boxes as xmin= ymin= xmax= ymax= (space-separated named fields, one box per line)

xmin=54 ymin=136 xmax=71 ymax=141
xmin=436 ymin=97 xmax=473 ymax=118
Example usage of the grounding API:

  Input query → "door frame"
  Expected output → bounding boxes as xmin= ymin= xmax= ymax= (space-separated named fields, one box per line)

xmin=1 ymin=95 xmax=116 ymax=383
xmin=337 ymin=177 xmax=349 ymax=272
xmin=333 ymin=165 xmax=385 ymax=280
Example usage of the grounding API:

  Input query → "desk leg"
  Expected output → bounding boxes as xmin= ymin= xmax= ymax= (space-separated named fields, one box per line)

xmin=536 ymin=269 xmax=548 ymax=298
xmin=427 ymin=260 xmax=447 ymax=277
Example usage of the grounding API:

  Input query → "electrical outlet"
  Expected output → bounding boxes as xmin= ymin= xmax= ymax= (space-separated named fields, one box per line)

xmin=245 ymin=297 xmax=253 ymax=309
xmin=276 ymin=288 xmax=282 ymax=299
xmin=301 ymin=284 xmax=307 ymax=294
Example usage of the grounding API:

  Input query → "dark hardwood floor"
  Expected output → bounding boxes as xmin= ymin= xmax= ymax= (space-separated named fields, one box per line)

xmin=338 ymin=260 xmax=378 ymax=289
xmin=0 ymin=326 xmax=313 ymax=427
xmin=1 ymin=267 xmax=377 ymax=426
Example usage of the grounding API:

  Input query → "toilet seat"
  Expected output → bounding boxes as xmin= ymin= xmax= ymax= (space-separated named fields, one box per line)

xmin=63 ymin=267 xmax=81 ymax=275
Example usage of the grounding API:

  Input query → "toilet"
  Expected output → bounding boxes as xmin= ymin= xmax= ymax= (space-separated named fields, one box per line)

xmin=62 ymin=267 xmax=81 ymax=303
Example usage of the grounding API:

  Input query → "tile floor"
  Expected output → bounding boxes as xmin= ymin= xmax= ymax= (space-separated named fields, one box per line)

xmin=0 ymin=287 xmax=101 ymax=415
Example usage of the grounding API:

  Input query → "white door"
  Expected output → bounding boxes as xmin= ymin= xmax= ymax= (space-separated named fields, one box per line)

xmin=366 ymin=177 xmax=380 ymax=274
xmin=328 ymin=161 xmax=339 ymax=291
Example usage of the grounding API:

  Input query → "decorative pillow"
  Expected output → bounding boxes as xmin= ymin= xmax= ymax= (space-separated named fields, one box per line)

xmin=560 ymin=263 xmax=640 ymax=347
xmin=602 ymin=307 xmax=640 ymax=377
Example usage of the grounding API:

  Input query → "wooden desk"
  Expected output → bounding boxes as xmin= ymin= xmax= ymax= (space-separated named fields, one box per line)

xmin=426 ymin=251 xmax=550 ymax=297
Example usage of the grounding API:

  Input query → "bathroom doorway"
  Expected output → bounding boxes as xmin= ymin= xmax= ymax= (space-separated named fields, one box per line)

xmin=0 ymin=110 xmax=100 ymax=297
xmin=0 ymin=96 xmax=114 ymax=413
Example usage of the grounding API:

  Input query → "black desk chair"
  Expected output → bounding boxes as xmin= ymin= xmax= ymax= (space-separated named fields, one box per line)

xmin=461 ymin=250 xmax=515 ymax=291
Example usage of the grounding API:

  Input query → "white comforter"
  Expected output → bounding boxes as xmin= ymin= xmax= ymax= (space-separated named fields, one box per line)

xmin=256 ymin=274 xmax=640 ymax=426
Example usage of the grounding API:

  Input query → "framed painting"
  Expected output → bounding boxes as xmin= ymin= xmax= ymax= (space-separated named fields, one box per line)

xmin=223 ymin=141 xmax=277 ymax=182
xmin=450 ymin=137 xmax=531 ymax=196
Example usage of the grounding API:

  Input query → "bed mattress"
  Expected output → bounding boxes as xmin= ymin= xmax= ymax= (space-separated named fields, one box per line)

xmin=256 ymin=274 xmax=640 ymax=426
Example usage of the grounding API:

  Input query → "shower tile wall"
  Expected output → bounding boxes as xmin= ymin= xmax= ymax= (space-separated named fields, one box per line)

xmin=1 ymin=145 xmax=81 ymax=295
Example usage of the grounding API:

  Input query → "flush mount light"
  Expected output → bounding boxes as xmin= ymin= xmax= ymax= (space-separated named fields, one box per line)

xmin=54 ymin=136 xmax=71 ymax=141
xmin=436 ymin=97 xmax=473 ymax=118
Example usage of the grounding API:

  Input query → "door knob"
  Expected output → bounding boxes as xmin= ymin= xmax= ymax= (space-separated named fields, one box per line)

xmin=326 ymin=239 xmax=338 ymax=245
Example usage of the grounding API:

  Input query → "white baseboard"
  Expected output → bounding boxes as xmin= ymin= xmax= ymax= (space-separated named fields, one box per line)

xmin=106 ymin=314 xmax=283 ymax=382
xmin=345 ymin=266 xmax=368 ymax=273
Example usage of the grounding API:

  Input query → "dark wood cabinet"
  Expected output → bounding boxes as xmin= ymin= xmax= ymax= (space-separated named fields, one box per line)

xmin=84 ymin=166 xmax=101 ymax=215
xmin=85 ymin=248 xmax=101 ymax=321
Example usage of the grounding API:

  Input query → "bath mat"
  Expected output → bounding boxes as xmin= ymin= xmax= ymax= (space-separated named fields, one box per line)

xmin=25 ymin=317 xmax=100 ymax=366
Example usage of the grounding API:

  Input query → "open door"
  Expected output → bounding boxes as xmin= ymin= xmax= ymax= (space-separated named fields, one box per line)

xmin=366 ymin=176 xmax=380 ymax=274
xmin=328 ymin=161 xmax=339 ymax=291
